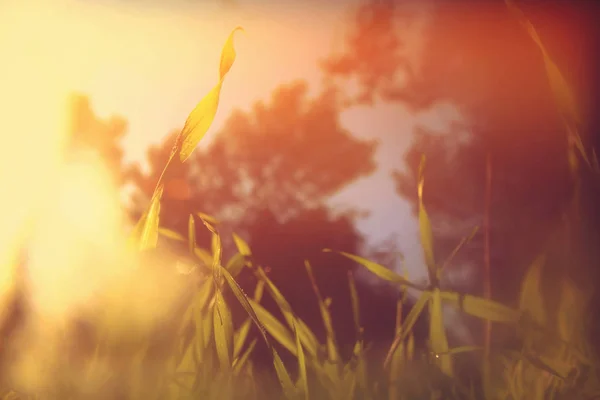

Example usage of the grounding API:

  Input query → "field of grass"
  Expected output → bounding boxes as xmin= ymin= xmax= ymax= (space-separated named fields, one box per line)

xmin=1 ymin=2 xmax=599 ymax=399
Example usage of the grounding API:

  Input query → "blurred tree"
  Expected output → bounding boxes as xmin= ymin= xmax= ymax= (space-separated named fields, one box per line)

xmin=68 ymin=94 xmax=128 ymax=185
xmin=126 ymin=80 xmax=408 ymax=360
xmin=323 ymin=0 xmax=598 ymax=315
xmin=127 ymin=80 xmax=377 ymax=242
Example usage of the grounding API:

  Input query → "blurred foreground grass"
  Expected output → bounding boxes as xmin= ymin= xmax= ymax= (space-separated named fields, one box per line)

xmin=1 ymin=2 xmax=600 ymax=399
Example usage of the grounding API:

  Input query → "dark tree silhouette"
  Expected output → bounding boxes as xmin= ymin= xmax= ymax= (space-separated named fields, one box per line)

xmin=324 ymin=0 xmax=599 ymax=308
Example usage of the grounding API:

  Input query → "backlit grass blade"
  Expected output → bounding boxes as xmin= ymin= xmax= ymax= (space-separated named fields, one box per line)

xmin=234 ymin=281 xmax=265 ymax=358
xmin=384 ymin=291 xmax=431 ymax=369
xmin=293 ymin=318 xmax=309 ymax=400
xmin=232 ymin=232 xmax=252 ymax=256
xmin=440 ymin=291 xmax=519 ymax=323
xmin=348 ymin=270 xmax=361 ymax=338
xmin=158 ymin=227 xmax=186 ymax=242
xmin=429 ymin=288 xmax=453 ymax=376
xmin=127 ymin=211 xmax=147 ymax=249
xmin=188 ymin=214 xmax=196 ymax=256
xmin=305 ymin=260 xmax=339 ymax=366
xmin=179 ymin=28 xmax=243 ymax=162
xmin=518 ymin=254 xmax=547 ymax=326
xmin=325 ymin=250 xmax=424 ymax=291
xmin=219 ymin=27 xmax=244 ymax=80
xmin=225 ymin=253 xmax=246 ymax=278
xmin=200 ymin=217 xmax=222 ymax=287
xmin=222 ymin=268 xmax=269 ymax=347
xmin=196 ymin=211 xmax=219 ymax=225
xmin=221 ymin=266 xmax=299 ymax=395
xmin=273 ymin=349 xmax=297 ymax=399
xmin=246 ymin=297 xmax=296 ymax=355
xmin=389 ymin=299 xmax=405 ymax=400
xmin=255 ymin=267 xmax=320 ymax=356
xmin=139 ymin=184 xmax=164 ymax=251
xmin=233 ymin=338 xmax=257 ymax=375
xmin=504 ymin=0 xmax=580 ymax=126
xmin=417 ymin=155 xmax=437 ymax=284
xmin=213 ymin=289 xmax=234 ymax=370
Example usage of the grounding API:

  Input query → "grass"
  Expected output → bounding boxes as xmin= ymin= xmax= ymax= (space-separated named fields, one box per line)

xmin=2 ymin=2 xmax=600 ymax=399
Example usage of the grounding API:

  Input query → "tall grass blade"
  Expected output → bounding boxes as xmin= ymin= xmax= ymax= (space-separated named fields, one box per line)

xmin=418 ymin=155 xmax=437 ymax=284
xmin=325 ymin=250 xmax=424 ymax=291
xmin=429 ymin=289 xmax=453 ymax=376
xmin=384 ymin=291 xmax=431 ymax=369
xmin=179 ymin=28 xmax=243 ymax=162
xmin=293 ymin=318 xmax=309 ymax=400
xmin=305 ymin=260 xmax=339 ymax=367
xmin=440 ymin=291 xmax=519 ymax=323
xmin=188 ymin=214 xmax=196 ymax=255
xmin=139 ymin=184 xmax=163 ymax=251
xmin=214 ymin=289 xmax=234 ymax=371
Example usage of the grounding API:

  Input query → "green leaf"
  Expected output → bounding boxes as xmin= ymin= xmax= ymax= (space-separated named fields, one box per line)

xmin=429 ymin=288 xmax=453 ymax=376
xmin=325 ymin=250 xmax=423 ymax=291
xmin=213 ymin=289 xmax=234 ymax=370
xmin=139 ymin=184 xmax=163 ymax=251
xmin=440 ymin=291 xmax=519 ymax=323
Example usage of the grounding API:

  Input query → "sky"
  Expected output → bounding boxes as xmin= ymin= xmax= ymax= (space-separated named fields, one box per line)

xmin=0 ymin=0 xmax=463 ymax=284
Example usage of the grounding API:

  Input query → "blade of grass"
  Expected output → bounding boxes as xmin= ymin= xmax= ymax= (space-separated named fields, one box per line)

xmin=179 ymin=28 xmax=244 ymax=162
xmin=324 ymin=250 xmax=425 ymax=291
xmin=384 ymin=291 xmax=431 ymax=370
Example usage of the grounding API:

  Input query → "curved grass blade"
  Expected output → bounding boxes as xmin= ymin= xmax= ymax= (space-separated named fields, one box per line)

xmin=305 ymin=260 xmax=339 ymax=366
xmin=213 ymin=289 xmax=234 ymax=370
xmin=384 ymin=291 xmax=431 ymax=370
xmin=232 ymin=232 xmax=252 ymax=256
xmin=293 ymin=318 xmax=309 ymax=400
xmin=325 ymin=250 xmax=424 ymax=291
xmin=179 ymin=28 xmax=243 ymax=162
xmin=418 ymin=155 xmax=437 ymax=284
xmin=234 ymin=281 xmax=265 ymax=358
xmin=233 ymin=338 xmax=257 ymax=375
xmin=219 ymin=27 xmax=244 ymax=81
xmin=188 ymin=214 xmax=196 ymax=256
xmin=139 ymin=184 xmax=164 ymax=251
xmin=440 ymin=291 xmax=519 ymax=323
xmin=429 ymin=288 xmax=453 ymax=376
xmin=348 ymin=271 xmax=361 ymax=338
xmin=158 ymin=227 xmax=186 ymax=242
xmin=196 ymin=211 xmax=219 ymax=225
xmin=255 ymin=267 xmax=320 ymax=355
